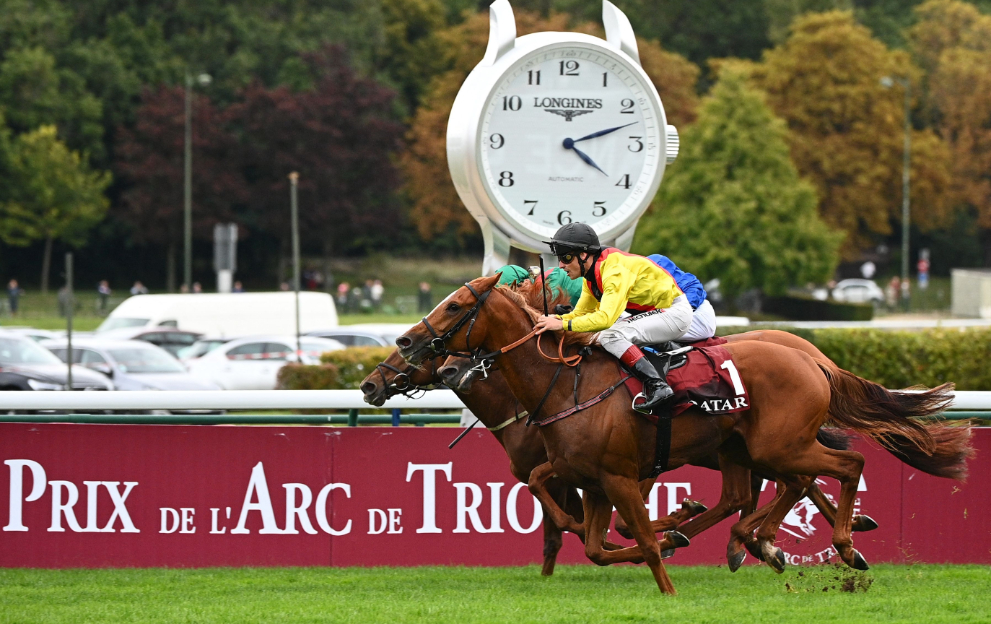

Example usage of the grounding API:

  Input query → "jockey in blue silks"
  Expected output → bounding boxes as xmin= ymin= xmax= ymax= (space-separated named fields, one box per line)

xmin=645 ymin=254 xmax=716 ymax=342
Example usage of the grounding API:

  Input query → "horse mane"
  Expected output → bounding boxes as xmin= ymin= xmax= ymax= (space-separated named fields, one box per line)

xmin=496 ymin=281 xmax=597 ymax=348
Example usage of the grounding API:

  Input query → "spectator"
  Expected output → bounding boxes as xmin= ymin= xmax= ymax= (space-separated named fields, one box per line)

xmin=130 ymin=281 xmax=149 ymax=296
xmin=900 ymin=278 xmax=911 ymax=311
xmin=180 ymin=283 xmax=189 ymax=293
xmin=192 ymin=282 xmax=203 ymax=294
xmin=279 ymin=282 xmax=290 ymax=292
xmin=350 ymin=283 xmax=364 ymax=312
xmin=417 ymin=282 xmax=433 ymax=314
xmin=232 ymin=281 xmax=245 ymax=293
xmin=57 ymin=286 xmax=71 ymax=317
xmin=97 ymin=280 xmax=111 ymax=312
xmin=885 ymin=276 xmax=900 ymax=311
xmin=7 ymin=279 xmax=22 ymax=316
xmin=371 ymin=279 xmax=384 ymax=311
xmin=336 ymin=282 xmax=350 ymax=312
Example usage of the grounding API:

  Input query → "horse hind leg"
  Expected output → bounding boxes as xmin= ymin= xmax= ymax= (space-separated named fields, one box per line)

xmin=753 ymin=477 xmax=810 ymax=573
xmin=807 ymin=482 xmax=879 ymax=532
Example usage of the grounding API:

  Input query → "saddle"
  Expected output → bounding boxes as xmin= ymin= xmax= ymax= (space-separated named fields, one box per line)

xmin=620 ymin=337 xmax=749 ymax=422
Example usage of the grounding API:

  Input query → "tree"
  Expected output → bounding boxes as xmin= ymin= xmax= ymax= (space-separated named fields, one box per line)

xmin=0 ymin=47 xmax=105 ymax=161
xmin=226 ymin=45 xmax=405 ymax=261
xmin=908 ymin=0 xmax=991 ymax=249
xmin=0 ymin=125 xmax=110 ymax=292
xmin=114 ymin=85 xmax=244 ymax=291
xmin=401 ymin=9 xmax=700 ymax=247
xmin=632 ymin=68 xmax=841 ymax=303
xmin=377 ymin=0 xmax=450 ymax=115
xmin=750 ymin=11 xmax=951 ymax=257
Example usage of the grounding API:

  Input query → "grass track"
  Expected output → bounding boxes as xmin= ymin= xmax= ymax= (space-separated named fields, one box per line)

xmin=0 ymin=564 xmax=987 ymax=623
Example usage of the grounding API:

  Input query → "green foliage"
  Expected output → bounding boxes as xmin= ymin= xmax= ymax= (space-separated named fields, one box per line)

xmin=0 ymin=47 xmax=104 ymax=160
xmin=320 ymin=346 xmax=397 ymax=389
xmin=633 ymin=67 xmax=841 ymax=303
xmin=763 ymin=295 xmax=874 ymax=321
xmin=276 ymin=363 xmax=340 ymax=390
xmin=765 ymin=0 xmax=853 ymax=43
xmin=811 ymin=327 xmax=991 ymax=389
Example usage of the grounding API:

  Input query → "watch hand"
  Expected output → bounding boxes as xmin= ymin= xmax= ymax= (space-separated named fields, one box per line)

xmin=574 ymin=121 xmax=638 ymax=143
xmin=562 ymin=139 xmax=607 ymax=176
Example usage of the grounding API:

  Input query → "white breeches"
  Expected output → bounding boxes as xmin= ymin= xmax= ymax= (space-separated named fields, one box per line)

xmin=680 ymin=299 xmax=716 ymax=342
xmin=597 ymin=295 xmax=693 ymax=359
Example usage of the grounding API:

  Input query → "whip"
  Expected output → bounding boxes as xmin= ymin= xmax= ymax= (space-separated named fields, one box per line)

xmin=539 ymin=256 xmax=549 ymax=316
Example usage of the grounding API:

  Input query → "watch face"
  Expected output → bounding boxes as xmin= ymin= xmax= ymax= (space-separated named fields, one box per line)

xmin=478 ymin=43 xmax=665 ymax=239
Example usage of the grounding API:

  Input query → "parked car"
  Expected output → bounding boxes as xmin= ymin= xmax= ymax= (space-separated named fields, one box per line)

xmin=307 ymin=323 xmax=414 ymax=348
xmin=831 ymin=279 xmax=885 ymax=305
xmin=0 ymin=332 xmax=112 ymax=391
xmin=177 ymin=336 xmax=235 ymax=362
xmin=43 ymin=338 xmax=220 ymax=391
xmin=185 ymin=335 xmax=345 ymax=390
xmin=96 ymin=327 xmax=203 ymax=357
xmin=0 ymin=326 xmax=63 ymax=342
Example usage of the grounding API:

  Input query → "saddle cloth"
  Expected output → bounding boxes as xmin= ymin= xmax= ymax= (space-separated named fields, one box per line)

xmin=621 ymin=338 xmax=751 ymax=422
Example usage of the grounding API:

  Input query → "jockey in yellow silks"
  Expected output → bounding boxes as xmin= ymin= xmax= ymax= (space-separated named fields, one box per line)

xmin=534 ymin=223 xmax=693 ymax=411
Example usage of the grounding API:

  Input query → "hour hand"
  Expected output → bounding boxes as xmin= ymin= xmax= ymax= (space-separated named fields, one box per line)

xmin=563 ymin=139 xmax=607 ymax=176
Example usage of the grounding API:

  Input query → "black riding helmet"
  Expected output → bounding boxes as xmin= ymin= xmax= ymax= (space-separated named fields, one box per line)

xmin=543 ymin=223 xmax=601 ymax=256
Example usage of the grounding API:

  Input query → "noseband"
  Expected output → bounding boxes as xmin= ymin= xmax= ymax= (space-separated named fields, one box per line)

xmin=375 ymin=358 xmax=444 ymax=399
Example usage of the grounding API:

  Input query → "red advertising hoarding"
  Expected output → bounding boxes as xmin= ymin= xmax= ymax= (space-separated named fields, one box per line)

xmin=1 ymin=424 xmax=988 ymax=568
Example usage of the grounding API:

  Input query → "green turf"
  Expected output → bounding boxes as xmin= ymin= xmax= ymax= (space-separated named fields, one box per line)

xmin=0 ymin=564 xmax=986 ymax=623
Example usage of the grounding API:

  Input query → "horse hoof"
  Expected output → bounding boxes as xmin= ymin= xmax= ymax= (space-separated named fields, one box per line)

xmin=761 ymin=543 xmax=785 ymax=573
xmin=852 ymin=550 xmax=870 ymax=571
xmin=661 ymin=548 xmax=676 ymax=559
xmin=683 ymin=498 xmax=708 ymax=515
xmin=853 ymin=514 xmax=879 ymax=532
xmin=727 ymin=550 xmax=746 ymax=572
xmin=666 ymin=531 xmax=691 ymax=548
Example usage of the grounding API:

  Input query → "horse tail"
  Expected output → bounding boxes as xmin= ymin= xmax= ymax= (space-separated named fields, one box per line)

xmin=816 ymin=362 xmax=973 ymax=481
xmin=816 ymin=427 xmax=853 ymax=451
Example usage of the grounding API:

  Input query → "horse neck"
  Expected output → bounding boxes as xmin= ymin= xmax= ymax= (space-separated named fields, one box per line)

xmin=453 ymin=371 xmax=521 ymax=430
xmin=480 ymin=294 xmax=589 ymax=414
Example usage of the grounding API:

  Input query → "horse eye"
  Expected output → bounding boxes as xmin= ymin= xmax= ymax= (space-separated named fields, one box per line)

xmin=446 ymin=302 xmax=461 ymax=313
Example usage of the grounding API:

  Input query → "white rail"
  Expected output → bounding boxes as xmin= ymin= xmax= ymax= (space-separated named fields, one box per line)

xmin=0 ymin=390 xmax=466 ymax=411
xmin=0 ymin=390 xmax=986 ymax=412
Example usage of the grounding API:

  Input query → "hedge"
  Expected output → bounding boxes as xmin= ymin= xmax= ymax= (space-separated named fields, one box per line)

xmin=280 ymin=328 xmax=991 ymax=391
xmin=319 ymin=346 xmax=397 ymax=389
xmin=763 ymin=295 xmax=873 ymax=321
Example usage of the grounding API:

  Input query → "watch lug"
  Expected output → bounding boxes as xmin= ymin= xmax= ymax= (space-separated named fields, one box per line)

xmin=602 ymin=0 xmax=640 ymax=65
xmin=611 ymin=222 xmax=639 ymax=252
xmin=482 ymin=222 xmax=512 ymax=276
xmin=482 ymin=0 xmax=516 ymax=67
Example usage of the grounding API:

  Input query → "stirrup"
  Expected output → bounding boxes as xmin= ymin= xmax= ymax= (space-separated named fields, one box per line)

xmin=632 ymin=392 xmax=652 ymax=414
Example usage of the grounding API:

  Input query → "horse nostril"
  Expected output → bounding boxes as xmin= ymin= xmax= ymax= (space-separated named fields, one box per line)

xmin=438 ymin=366 xmax=459 ymax=380
xmin=360 ymin=382 xmax=377 ymax=395
xmin=396 ymin=336 xmax=412 ymax=348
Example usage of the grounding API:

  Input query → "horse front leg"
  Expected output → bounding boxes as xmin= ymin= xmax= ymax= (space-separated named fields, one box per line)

xmin=528 ymin=462 xmax=585 ymax=539
xmin=602 ymin=474 xmax=677 ymax=595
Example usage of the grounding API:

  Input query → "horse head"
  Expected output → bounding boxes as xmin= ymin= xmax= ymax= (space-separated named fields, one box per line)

xmin=359 ymin=349 xmax=447 ymax=406
xmin=438 ymin=353 xmax=482 ymax=393
xmin=396 ymin=274 xmax=503 ymax=365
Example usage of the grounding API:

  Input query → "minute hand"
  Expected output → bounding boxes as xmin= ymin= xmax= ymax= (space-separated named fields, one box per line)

xmin=574 ymin=121 xmax=639 ymax=143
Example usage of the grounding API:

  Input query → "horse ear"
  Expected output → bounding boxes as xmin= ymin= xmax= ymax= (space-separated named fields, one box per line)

xmin=472 ymin=273 xmax=502 ymax=291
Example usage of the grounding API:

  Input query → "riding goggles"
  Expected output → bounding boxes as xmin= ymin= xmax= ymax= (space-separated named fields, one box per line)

xmin=557 ymin=252 xmax=576 ymax=264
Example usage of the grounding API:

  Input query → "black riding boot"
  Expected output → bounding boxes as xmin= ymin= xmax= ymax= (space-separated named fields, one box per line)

xmin=631 ymin=356 xmax=675 ymax=412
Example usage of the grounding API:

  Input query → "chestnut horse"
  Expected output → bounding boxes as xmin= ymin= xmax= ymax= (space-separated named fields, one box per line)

xmin=397 ymin=275 xmax=972 ymax=594
xmin=359 ymin=350 xmax=704 ymax=575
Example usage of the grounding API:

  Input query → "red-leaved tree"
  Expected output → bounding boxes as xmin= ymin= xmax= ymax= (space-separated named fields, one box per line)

xmin=114 ymin=85 xmax=246 ymax=290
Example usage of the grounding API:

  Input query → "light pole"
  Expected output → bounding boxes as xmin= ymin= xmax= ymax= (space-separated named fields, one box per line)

xmin=289 ymin=172 xmax=301 ymax=359
xmin=881 ymin=75 xmax=911 ymax=291
xmin=183 ymin=71 xmax=212 ymax=292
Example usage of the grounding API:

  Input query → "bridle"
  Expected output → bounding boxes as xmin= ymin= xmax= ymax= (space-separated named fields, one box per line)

xmin=421 ymin=282 xmax=492 ymax=357
xmin=374 ymin=358 xmax=445 ymax=399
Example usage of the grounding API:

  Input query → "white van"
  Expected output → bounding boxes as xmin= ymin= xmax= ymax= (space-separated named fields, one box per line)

xmin=96 ymin=292 xmax=338 ymax=337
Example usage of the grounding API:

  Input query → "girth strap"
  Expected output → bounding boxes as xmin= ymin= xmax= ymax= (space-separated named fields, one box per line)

xmin=649 ymin=417 xmax=672 ymax=479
